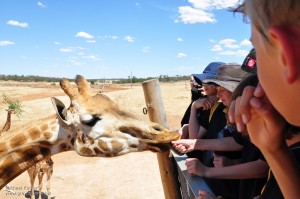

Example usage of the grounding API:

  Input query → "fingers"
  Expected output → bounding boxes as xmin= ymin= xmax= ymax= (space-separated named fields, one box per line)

xmin=249 ymin=95 xmax=285 ymax=133
xmin=228 ymin=86 xmax=256 ymax=132
xmin=213 ymin=153 xmax=223 ymax=167
xmin=172 ymin=139 xmax=193 ymax=153
xmin=172 ymin=142 xmax=188 ymax=153
xmin=186 ymin=158 xmax=200 ymax=175
xmin=202 ymin=98 xmax=215 ymax=110
xmin=194 ymin=98 xmax=215 ymax=110
xmin=239 ymin=86 xmax=256 ymax=124
xmin=253 ymin=83 xmax=265 ymax=98
xmin=197 ymin=190 xmax=217 ymax=199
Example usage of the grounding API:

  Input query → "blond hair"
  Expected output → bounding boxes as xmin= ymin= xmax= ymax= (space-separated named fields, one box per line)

xmin=236 ymin=0 xmax=300 ymax=41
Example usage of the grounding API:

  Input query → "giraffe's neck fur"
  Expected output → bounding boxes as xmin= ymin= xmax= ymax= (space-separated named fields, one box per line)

xmin=0 ymin=115 xmax=73 ymax=189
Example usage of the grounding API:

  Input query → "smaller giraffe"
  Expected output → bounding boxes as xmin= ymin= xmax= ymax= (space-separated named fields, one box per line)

xmin=0 ymin=109 xmax=12 ymax=135
xmin=27 ymin=157 xmax=54 ymax=199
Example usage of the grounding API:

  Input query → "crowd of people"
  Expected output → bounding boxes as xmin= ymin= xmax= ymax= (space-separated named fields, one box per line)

xmin=171 ymin=1 xmax=300 ymax=198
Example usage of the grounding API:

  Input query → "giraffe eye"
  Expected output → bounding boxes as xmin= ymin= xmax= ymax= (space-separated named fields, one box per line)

xmin=82 ymin=114 xmax=101 ymax=127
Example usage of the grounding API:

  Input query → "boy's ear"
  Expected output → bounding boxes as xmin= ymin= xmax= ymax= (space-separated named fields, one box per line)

xmin=269 ymin=26 xmax=300 ymax=83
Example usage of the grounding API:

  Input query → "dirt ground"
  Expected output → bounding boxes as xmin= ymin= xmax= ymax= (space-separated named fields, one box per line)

xmin=0 ymin=80 xmax=191 ymax=199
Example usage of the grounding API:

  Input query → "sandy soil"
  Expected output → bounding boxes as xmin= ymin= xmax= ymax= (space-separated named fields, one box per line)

xmin=0 ymin=81 xmax=191 ymax=199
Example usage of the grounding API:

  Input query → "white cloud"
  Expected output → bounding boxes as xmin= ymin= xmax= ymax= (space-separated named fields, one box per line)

xmin=177 ymin=37 xmax=184 ymax=42
xmin=81 ymin=55 xmax=101 ymax=60
xmin=123 ymin=36 xmax=135 ymax=42
xmin=177 ymin=0 xmax=239 ymax=24
xmin=219 ymin=39 xmax=240 ymax=49
xmin=177 ymin=52 xmax=187 ymax=58
xmin=178 ymin=6 xmax=216 ymax=24
xmin=60 ymin=47 xmax=74 ymax=52
xmin=101 ymin=35 xmax=118 ymax=40
xmin=60 ymin=46 xmax=85 ymax=52
xmin=189 ymin=0 xmax=239 ymax=9
xmin=37 ymin=1 xmax=46 ymax=8
xmin=211 ymin=44 xmax=223 ymax=52
xmin=142 ymin=46 xmax=150 ymax=53
xmin=217 ymin=49 xmax=248 ymax=57
xmin=68 ymin=59 xmax=84 ymax=66
xmin=54 ymin=41 xmax=61 ymax=45
xmin=75 ymin=31 xmax=94 ymax=39
xmin=240 ymin=39 xmax=252 ymax=46
xmin=0 ymin=41 xmax=15 ymax=46
xmin=211 ymin=38 xmax=251 ymax=57
xmin=209 ymin=39 xmax=217 ymax=43
xmin=77 ymin=47 xmax=85 ymax=50
xmin=111 ymin=36 xmax=118 ymax=40
xmin=86 ymin=40 xmax=96 ymax=43
xmin=7 ymin=20 xmax=28 ymax=28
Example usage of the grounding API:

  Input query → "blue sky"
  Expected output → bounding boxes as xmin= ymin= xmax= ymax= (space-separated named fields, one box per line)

xmin=0 ymin=0 xmax=252 ymax=79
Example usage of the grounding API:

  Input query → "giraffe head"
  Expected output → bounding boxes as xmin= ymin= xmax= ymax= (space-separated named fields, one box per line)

xmin=52 ymin=75 xmax=180 ymax=157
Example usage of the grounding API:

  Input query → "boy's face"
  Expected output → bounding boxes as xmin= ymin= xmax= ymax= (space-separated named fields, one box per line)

xmin=250 ymin=23 xmax=299 ymax=125
xmin=202 ymin=84 xmax=218 ymax=96
xmin=216 ymin=87 xmax=232 ymax=107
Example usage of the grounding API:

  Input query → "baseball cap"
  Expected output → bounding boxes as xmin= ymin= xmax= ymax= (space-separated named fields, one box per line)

xmin=203 ymin=63 xmax=248 ymax=92
xmin=241 ymin=48 xmax=257 ymax=74
xmin=192 ymin=62 xmax=224 ymax=84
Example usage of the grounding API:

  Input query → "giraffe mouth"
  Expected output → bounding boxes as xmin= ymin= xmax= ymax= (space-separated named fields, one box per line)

xmin=146 ymin=143 xmax=171 ymax=152
xmin=119 ymin=126 xmax=180 ymax=144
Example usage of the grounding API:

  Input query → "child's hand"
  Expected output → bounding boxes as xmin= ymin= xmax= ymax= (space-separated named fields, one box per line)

xmin=228 ymin=84 xmax=286 ymax=153
xmin=186 ymin=158 xmax=207 ymax=176
xmin=172 ymin=139 xmax=196 ymax=153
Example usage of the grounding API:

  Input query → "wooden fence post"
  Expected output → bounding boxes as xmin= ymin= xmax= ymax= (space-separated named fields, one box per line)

xmin=142 ymin=79 xmax=181 ymax=199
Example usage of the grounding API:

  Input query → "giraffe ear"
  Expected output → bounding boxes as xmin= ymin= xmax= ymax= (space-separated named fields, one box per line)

xmin=51 ymin=97 xmax=69 ymax=125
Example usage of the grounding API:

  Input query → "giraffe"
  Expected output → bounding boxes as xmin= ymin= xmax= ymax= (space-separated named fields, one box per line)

xmin=0 ymin=75 xmax=180 ymax=189
xmin=0 ymin=109 xmax=12 ymax=135
xmin=0 ymin=95 xmax=53 ymax=199
xmin=27 ymin=157 xmax=53 ymax=199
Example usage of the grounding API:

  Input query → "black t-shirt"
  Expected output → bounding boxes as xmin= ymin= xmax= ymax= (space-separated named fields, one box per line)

xmin=197 ymin=109 xmax=210 ymax=130
xmin=180 ymin=92 xmax=206 ymax=127
xmin=203 ymin=105 xmax=240 ymax=199
xmin=260 ymin=141 xmax=300 ymax=199
xmin=214 ymin=124 xmax=242 ymax=159
xmin=202 ymin=102 xmax=227 ymax=167
xmin=232 ymin=132 xmax=267 ymax=199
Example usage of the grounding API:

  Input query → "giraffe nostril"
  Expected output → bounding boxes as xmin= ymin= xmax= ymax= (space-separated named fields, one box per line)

xmin=154 ymin=127 xmax=162 ymax=131
xmin=152 ymin=124 xmax=164 ymax=132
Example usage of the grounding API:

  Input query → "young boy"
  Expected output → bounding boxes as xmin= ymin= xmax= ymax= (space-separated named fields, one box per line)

xmin=180 ymin=62 xmax=224 ymax=139
xmin=228 ymin=1 xmax=300 ymax=198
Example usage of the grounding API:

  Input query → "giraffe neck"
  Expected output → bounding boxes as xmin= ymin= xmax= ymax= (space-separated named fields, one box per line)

xmin=0 ymin=110 xmax=12 ymax=133
xmin=0 ymin=115 xmax=75 ymax=189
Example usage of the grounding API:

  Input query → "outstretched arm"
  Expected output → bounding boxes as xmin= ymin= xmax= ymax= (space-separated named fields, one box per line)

xmin=172 ymin=137 xmax=243 ymax=154
xmin=186 ymin=158 xmax=268 ymax=179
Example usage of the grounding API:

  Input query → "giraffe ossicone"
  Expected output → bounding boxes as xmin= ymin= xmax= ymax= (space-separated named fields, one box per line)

xmin=0 ymin=75 xmax=180 ymax=189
